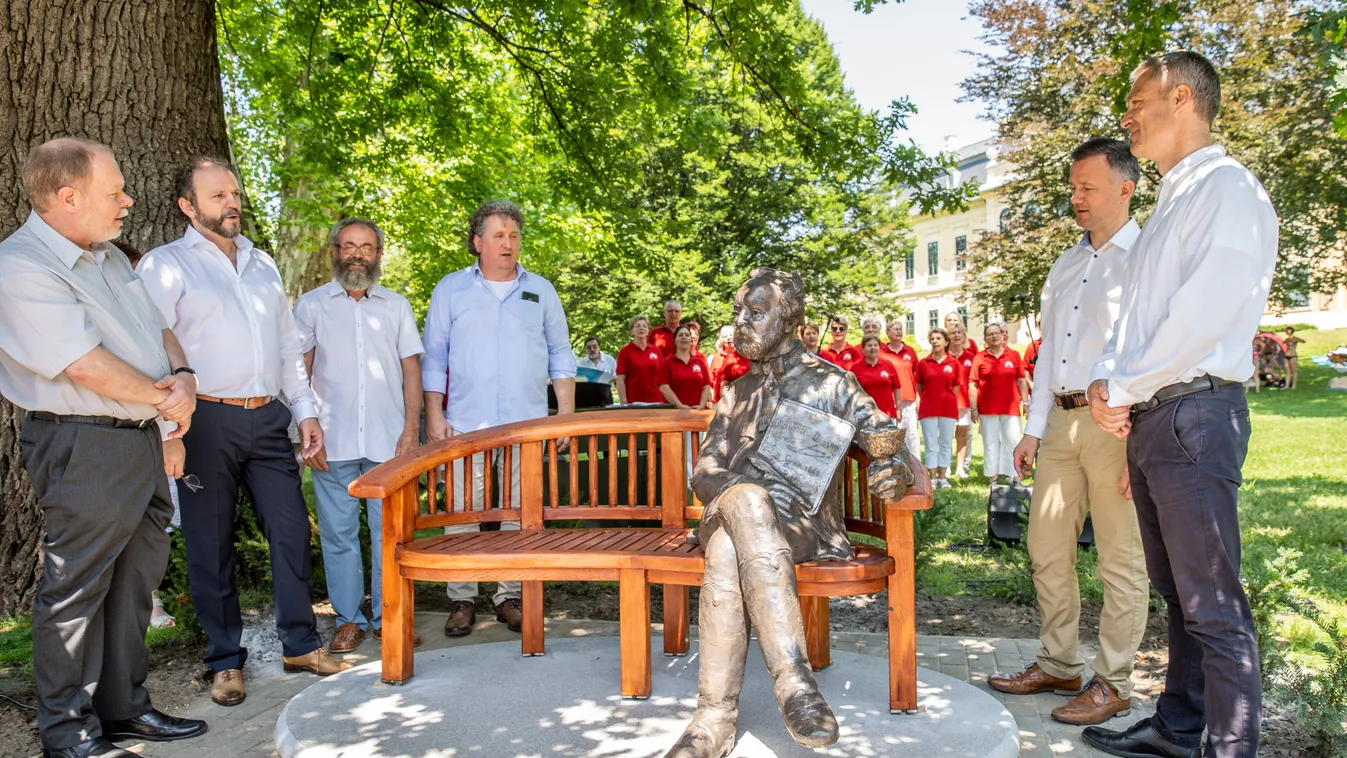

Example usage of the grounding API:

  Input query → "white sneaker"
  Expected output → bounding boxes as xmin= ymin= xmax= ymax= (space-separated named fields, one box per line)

xmin=937 ymin=478 xmax=951 ymax=489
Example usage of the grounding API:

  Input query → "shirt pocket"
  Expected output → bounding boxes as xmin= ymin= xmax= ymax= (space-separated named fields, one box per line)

xmin=503 ymin=297 xmax=545 ymax=339
xmin=122 ymin=278 xmax=166 ymax=329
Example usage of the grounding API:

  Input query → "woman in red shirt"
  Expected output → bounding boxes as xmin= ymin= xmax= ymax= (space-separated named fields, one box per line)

xmin=947 ymin=323 xmax=977 ymax=478
xmin=969 ymin=323 xmax=1030 ymax=483
xmin=658 ymin=325 xmax=713 ymax=409
xmin=616 ymin=315 xmax=665 ymax=404
xmin=917 ymin=327 xmax=960 ymax=488
xmin=851 ymin=335 xmax=901 ymax=418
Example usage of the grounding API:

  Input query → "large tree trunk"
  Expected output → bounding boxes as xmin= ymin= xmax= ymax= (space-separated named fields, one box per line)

xmin=0 ymin=0 xmax=232 ymax=618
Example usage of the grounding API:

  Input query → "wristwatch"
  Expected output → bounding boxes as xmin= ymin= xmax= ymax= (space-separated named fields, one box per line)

xmin=173 ymin=367 xmax=197 ymax=377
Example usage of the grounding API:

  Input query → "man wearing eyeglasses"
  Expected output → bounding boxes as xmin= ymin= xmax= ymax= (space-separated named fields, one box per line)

xmin=293 ymin=218 xmax=426 ymax=656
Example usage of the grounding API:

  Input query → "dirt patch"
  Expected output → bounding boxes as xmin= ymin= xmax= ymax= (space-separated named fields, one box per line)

xmin=0 ymin=633 xmax=207 ymax=758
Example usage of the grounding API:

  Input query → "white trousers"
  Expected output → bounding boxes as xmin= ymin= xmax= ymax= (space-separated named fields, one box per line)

xmin=980 ymin=414 xmax=1022 ymax=478
xmin=444 ymin=446 xmax=522 ymax=605
xmin=899 ymin=402 xmax=921 ymax=461
xmin=919 ymin=416 xmax=955 ymax=469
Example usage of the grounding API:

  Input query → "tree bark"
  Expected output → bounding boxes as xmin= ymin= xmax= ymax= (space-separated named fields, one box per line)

xmin=0 ymin=0 xmax=232 ymax=618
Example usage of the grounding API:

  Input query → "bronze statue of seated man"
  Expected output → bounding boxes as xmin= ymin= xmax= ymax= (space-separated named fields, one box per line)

xmin=666 ymin=267 xmax=914 ymax=758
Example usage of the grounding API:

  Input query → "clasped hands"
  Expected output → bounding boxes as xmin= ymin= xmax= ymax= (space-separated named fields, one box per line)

xmin=154 ymin=372 xmax=197 ymax=437
xmin=1087 ymin=379 xmax=1132 ymax=439
xmin=866 ymin=455 xmax=910 ymax=504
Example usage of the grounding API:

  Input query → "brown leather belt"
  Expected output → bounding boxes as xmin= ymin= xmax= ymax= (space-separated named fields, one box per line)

xmin=197 ymin=393 xmax=274 ymax=410
xmin=1054 ymin=391 xmax=1088 ymax=410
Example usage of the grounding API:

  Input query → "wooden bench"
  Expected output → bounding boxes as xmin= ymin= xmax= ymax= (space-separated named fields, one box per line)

xmin=348 ymin=408 xmax=933 ymax=712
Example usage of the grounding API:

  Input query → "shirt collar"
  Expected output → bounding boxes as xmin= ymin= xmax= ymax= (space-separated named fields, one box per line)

xmin=26 ymin=210 xmax=110 ymax=270
xmin=471 ymin=261 xmax=527 ymax=282
xmin=1161 ymin=145 xmax=1226 ymax=190
xmin=325 ymin=279 xmax=389 ymax=299
xmin=1078 ymin=218 xmax=1141 ymax=254
xmin=749 ymin=339 xmax=805 ymax=378
xmin=183 ymin=224 xmax=254 ymax=262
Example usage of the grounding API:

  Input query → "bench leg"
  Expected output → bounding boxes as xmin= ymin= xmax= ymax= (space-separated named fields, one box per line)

xmin=662 ymin=584 xmax=689 ymax=656
xmin=888 ymin=512 xmax=919 ymax=713
xmin=381 ymin=572 xmax=415 ymax=685
xmin=619 ymin=569 xmax=651 ymax=699
xmin=521 ymin=580 xmax=544 ymax=656
xmin=801 ymin=595 xmax=831 ymax=671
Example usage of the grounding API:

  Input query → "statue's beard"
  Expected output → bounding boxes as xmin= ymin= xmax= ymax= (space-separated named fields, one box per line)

xmin=335 ymin=259 xmax=381 ymax=291
xmin=735 ymin=328 xmax=785 ymax=361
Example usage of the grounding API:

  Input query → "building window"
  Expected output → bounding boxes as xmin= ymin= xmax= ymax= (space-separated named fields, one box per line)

xmin=958 ymin=307 xmax=968 ymax=328
xmin=927 ymin=241 xmax=939 ymax=277
xmin=929 ymin=309 xmax=939 ymax=332
xmin=955 ymin=235 xmax=967 ymax=271
xmin=904 ymin=254 xmax=915 ymax=281
xmin=999 ymin=208 xmax=1012 ymax=233
xmin=905 ymin=313 xmax=915 ymax=337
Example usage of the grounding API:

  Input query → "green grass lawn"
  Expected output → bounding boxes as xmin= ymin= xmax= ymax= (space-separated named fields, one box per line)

xmin=916 ymin=327 xmax=1347 ymax=662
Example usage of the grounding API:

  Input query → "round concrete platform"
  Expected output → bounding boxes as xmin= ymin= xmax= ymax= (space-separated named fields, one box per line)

xmin=275 ymin=636 xmax=1018 ymax=758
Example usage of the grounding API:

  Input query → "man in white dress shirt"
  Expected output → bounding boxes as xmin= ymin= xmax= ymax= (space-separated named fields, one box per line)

xmin=294 ymin=218 xmax=425 ymax=654
xmin=1085 ymin=53 xmax=1278 ymax=758
xmin=139 ymin=159 xmax=351 ymax=708
xmin=991 ymin=138 xmax=1150 ymax=727
xmin=577 ymin=336 xmax=617 ymax=404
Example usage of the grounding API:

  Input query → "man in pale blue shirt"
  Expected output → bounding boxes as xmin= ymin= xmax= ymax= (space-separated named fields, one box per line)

xmin=421 ymin=199 xmax=576 ymax=637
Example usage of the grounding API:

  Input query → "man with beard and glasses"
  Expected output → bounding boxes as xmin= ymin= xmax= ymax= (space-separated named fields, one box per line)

xmin=293 ymin=218 xmax=426 ymax=655
xmin=139 ymin=159 xmax=350 ymax=709
xmin=665 ymin=267 xmax=912 ymax=758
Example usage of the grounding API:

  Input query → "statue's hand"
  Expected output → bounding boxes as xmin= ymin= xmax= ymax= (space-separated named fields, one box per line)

xmin=866 ymin=456 xmax=912 ymax=504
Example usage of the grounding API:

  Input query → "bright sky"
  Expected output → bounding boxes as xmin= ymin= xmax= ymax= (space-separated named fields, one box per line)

xmin=801 ymin=0 xmax=995 ymax=156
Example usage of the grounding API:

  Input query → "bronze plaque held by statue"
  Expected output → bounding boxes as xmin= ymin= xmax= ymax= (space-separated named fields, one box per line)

xmin=664 ymin=267 xmax=915 ymax=758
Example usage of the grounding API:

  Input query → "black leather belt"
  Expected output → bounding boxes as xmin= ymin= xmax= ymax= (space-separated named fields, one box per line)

xmin=1131 ymin=375 xmax=1240 ymax=415
xmin=26 ymin=411 xmax=155 ymax=429
xmin=1054 ymin=391 xmax=1088 ymax=410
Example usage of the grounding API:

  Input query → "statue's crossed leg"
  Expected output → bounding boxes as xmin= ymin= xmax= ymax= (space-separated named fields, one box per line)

xmin=665 ymin=483 xmax=839 ymax=758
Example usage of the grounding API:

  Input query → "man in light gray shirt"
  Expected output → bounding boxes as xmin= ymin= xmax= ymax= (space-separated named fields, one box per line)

xmin=0 ymin=138 xmax=206 ymax=757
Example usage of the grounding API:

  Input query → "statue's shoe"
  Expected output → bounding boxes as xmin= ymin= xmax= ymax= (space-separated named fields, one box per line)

xmin=781 ymin=688 xmax=840 ymax=748
xmin=663 ymin=717 xmax=737 ymax=758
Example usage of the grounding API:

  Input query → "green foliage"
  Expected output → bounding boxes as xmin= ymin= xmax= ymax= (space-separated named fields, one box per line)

xmin=218 ymin=0 xmax=973 ymax=349
xmin=960 ymin=0 xmax=1347 ymax=316
xmin=1246 ymin=548 xmax=1347 ymax=757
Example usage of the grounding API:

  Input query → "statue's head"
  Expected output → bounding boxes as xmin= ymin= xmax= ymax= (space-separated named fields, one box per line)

xmin=732 ymin=267 xmax=805 ymax=361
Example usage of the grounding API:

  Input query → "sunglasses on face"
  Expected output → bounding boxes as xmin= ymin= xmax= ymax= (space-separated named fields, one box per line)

xmin=830 ymin=326 xmax=847 ymax=332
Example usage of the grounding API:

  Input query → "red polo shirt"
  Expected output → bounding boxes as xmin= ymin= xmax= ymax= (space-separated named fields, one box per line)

xmin=851 ymin=358 xmax=901 ymax=418
xmin=658 ymin=353 xmax=711 ymax=407
xmin=970 ymin=349 xmax=1027 ymax=415
xmin=820 ymin=344 xmax=860 ymax=367
xmin=617 ymin=342 xmax=665 ymax=403
xmin=1023 ymin=339 xmax=1042 ymax=370
xmin=916 ymin=354 xmax=961 ymax=420
xmin=883 ymin=343 xmax=919 ymax=402
xmin=952 ymin=347 xmax=976 ymax=410
xmin=650 ymin=326 xmax=678 ymax=357
xmin=710 ymin=348 xmax=751 ymax=402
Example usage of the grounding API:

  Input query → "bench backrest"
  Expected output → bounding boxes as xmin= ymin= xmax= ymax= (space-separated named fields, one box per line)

xmin=348 ymin=409 xmax=922 ymax=539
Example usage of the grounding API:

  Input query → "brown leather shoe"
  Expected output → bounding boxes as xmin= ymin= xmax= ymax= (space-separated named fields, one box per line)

xmin=1051 ymin=675 xmax=1132 ymax=725
xmin=987 ymin=662 xmax=1082 ymax=695
xmin=282 ymin=647 xmax=354 ymax=676
xmin=372 ymin=627 xmax=423 ymax=647
xmin=444 ymin=600 xmax=476 ymax=637
xmin=496 ymin=598 xmax=523 ymax=633
xmin=328 ymin=623 xmax=365 ymax=654
xmin=210 ymin=668 xmax=245 ymax=706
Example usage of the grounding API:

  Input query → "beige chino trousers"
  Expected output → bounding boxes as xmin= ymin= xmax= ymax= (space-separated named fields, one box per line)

xmin=1027 ymin=404 xmax=1149 ymax=697
xmin=444 ymin=445 xmax=523 ymax=605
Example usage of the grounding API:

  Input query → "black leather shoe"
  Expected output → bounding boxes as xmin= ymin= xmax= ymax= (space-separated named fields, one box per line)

xmin=101 ymin=709 xmax=208 ymax=742
xmin=42 ymin=737 xmax=132 ymax=757
xmin=1081 ymin=718 xmax=1200 ymax=758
